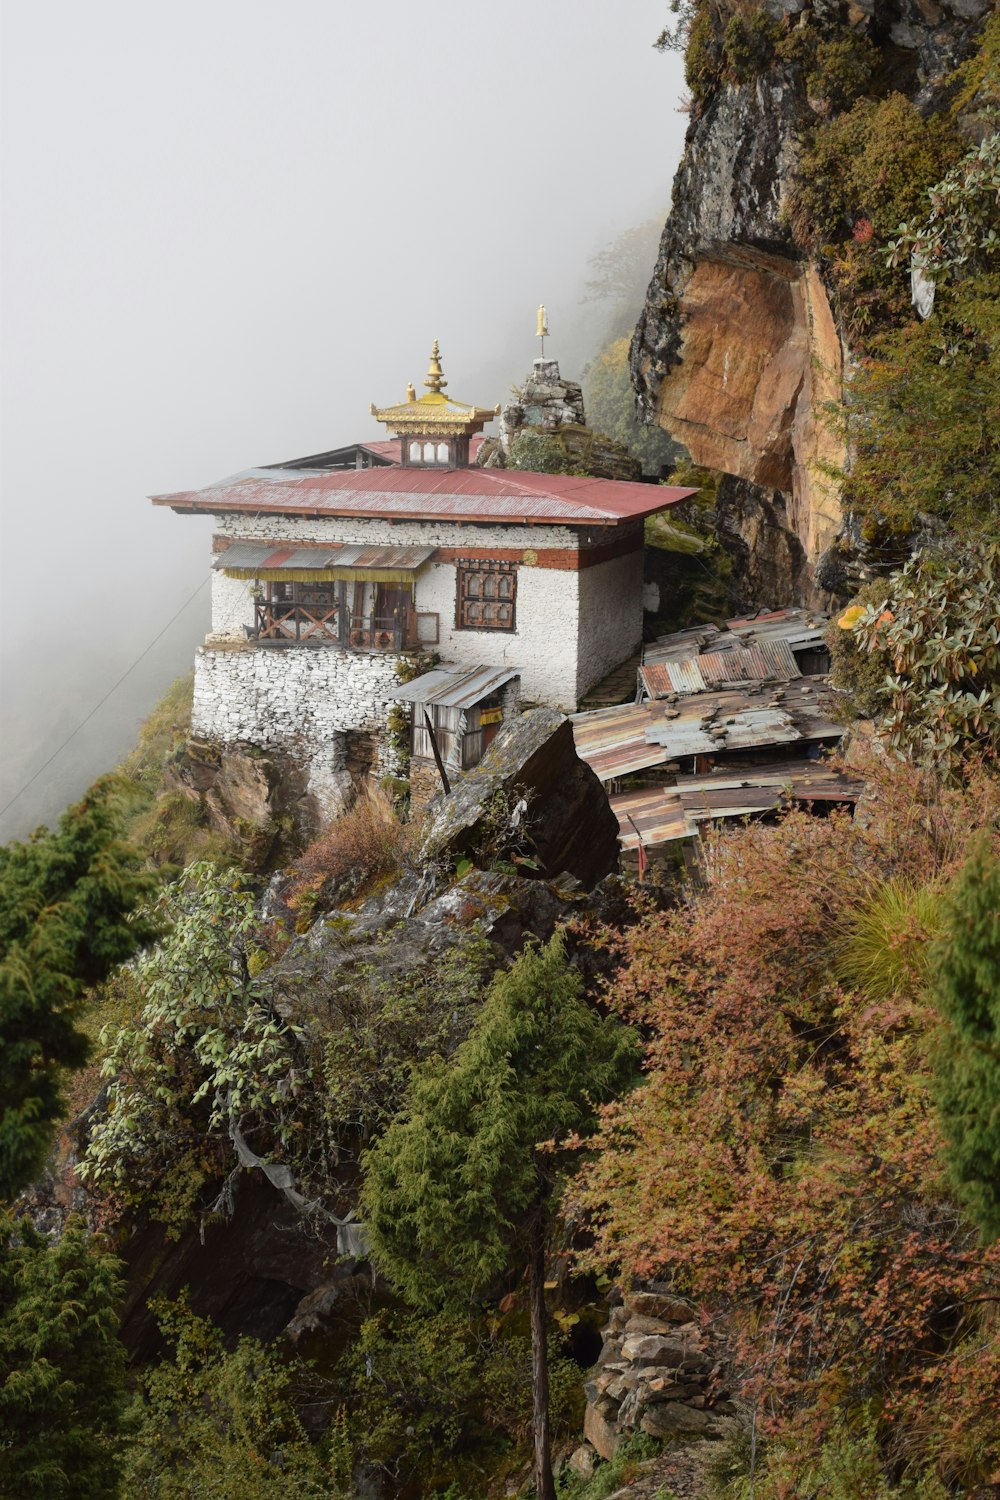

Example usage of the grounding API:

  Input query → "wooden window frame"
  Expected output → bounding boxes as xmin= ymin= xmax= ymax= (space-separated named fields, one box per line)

xmin=455 ymin=558 xmax=517 ymax=633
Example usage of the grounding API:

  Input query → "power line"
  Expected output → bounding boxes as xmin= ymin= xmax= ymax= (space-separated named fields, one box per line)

xmin=0 ymin=576 xmax=210 ymax=823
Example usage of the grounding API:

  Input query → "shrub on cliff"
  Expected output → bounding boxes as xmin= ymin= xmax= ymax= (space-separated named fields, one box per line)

xmin=288 ymin=787 xmax=410 ymax=916
xmin=79 ymin=862 xmax=314 ymax=1235
xmin=933 ymin=836 xmax=1000 ymax=1242
xmin=791 ymin=94 xmax=962 ymax=343
xmin=841 ymin=540 xmax=1000 ymax=770
xmin=123 ymin=1294 xmax=329 ymax=1498
xmin=568 ymin=752 xmax=1000 ymax=1492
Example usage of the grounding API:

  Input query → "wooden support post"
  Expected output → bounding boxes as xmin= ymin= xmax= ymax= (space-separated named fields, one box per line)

xmin=424 ymin=711 xmax=451 ymax=796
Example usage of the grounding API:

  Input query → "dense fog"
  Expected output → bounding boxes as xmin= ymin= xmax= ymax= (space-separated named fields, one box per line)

xmin=0 ymin=0 xmax=686 ymax=840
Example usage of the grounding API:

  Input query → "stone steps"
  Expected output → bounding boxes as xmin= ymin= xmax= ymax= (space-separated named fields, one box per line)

xmin=580 ymin=651 xmax=642 ymax=710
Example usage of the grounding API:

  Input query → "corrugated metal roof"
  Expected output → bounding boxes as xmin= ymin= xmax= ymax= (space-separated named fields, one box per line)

xmin=153 ymin=465 xmax=697 ymax=527
xmin=611 ymin=758 xmax=863 ymax=849
xmin=643 ymin=625 xmax=732 ymax=666
xmin=573 ymin=677 xmax=841 ymax=779
xmin=612 ymin=787 xmax=693 ymax=848
xmin=640 ymin=639 xmax=801 ymax=698
xmin=391 ymin=665 xmax=520 ymax=708
xmin=214 ymin=543 xmax=435 ymax=573
xmin=678 ymin=759 xmax=863 ymax=821
xmin=726 ymin=608 xmax=830 ymax=652
xmin=570 ymin=703 xmax=671 ymax=782
xmin=643 ymin=611 xmax=830 ymax=673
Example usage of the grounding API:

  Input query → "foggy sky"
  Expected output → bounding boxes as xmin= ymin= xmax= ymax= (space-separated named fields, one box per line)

xmin=0 ymin=1 xmax=687 ymax=841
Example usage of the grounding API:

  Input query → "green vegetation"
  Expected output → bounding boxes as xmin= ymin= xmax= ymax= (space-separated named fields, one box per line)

xmin=933 ymin=837 xmax=1000 ymax=1242
xmin=508 ymin=431 xmax=577 ymax=474
xmin=791 ymin=95 xmax=962 ymax=343
xmin=839 ymin=540 xmax=1000 ymax=770
xmin=79 ymin=862 xmax=310 ymax=1235
xmin=0 ymin=1213 xmax=127 ymax=1498
xmin=0 ymin=780 xmax=159 ymax=1200
xmin=362 ymin=933 xmax=637 ymax=1500
xmin=123 ymin=1295 xmax=330 ymax=1498
xmin=582 ymin=337 xmax=680 ymax=475
xmin=338 ymin=1306 xmax=583 ymax=1496
xmin=116 ymin=675 xmax=233 ymax=869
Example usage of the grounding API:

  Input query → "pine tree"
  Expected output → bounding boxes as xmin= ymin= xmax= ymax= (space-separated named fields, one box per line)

xmin=0 ymin=779 xmax=158 ymax=1200
xmin=933 ymin=835 xmax=1000 ymax=1240
xmin=361 ymin=932 xmax=637 ymax=1500
xmin=0 ymin=1213 xmax=127 ymax=1498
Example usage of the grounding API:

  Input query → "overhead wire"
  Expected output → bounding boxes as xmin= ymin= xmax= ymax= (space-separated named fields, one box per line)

xmin=0 ymin=576 xmax=210 ymax=823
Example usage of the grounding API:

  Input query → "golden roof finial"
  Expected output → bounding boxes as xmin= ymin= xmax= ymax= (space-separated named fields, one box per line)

xmin=406 ymin=381 xmax=416 ymax=402
xmin=424 ymin=339 xmax=447 ymax=394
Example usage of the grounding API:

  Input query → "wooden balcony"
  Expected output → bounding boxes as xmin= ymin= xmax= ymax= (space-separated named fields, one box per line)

xmin=246 ymin=603 xmax=439 ymax=650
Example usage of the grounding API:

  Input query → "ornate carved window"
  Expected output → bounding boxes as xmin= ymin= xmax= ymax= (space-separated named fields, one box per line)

xmin=456 ymin=558 xmax=517 ymax=632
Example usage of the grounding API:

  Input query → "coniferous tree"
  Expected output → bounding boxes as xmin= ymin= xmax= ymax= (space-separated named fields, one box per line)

xmin=0 ymin=1213 xmax=127 ymax=1498
xmin=0 ymin=779 xmax=158 ymax=1200
xmin=933 ymin=835 xmax=1000 ymax=1240
xmin=361 ymin=932 xmax=637 ymax=1500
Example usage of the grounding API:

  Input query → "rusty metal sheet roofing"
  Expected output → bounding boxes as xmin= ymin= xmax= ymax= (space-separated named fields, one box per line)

xmin=642 ymin=625 xmax=732 ymax=666
xmin=390 ymin=665 xmax=520 ymax=709
xmin=726 ymin=608 xmax=830 ymax=651
xmin=570 ymin=703 xmax=671 ymax=782
xmin=612 ymin=758 xmax=863 ymax=850
xmin=677 ymin=758 xmax=862 ymax=812
xmin=639 ymin=639 xmax=800 ymax=699
xmin=152 ymin=464 xmax=697 ymax=527
xmin=643 ymin=678 xmax=840 ymax=757
xmin=612 ymin=787 xmax=693 ymax=848
xmin=213 ymin=542 xmax=435 ymax=573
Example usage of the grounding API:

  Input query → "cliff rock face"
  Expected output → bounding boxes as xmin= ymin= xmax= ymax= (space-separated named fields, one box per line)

xmin=631 ymin=0 xmax=988 ymax=605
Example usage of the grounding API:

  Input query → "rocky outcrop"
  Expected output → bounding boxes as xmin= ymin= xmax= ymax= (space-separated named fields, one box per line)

xmin=632 ymin=1 xmax=989 ymax=604
xmin=421 ymin=707 xmax=621 ymax=890
xmin=481 ymin=358 xmax=642 ymax=480
xmin=582 ymin=1286 xmax=733 ymax=1460
xmin=164 ymin=737 xmax=320 ymax=869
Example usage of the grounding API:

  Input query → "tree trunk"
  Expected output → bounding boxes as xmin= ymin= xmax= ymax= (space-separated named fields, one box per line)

xmin=529 ymin=1215 xmax=555 ymax=1500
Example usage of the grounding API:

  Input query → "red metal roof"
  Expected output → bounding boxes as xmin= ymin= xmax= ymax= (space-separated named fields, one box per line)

xmin=151 ymin=465 xmax=696 ymax=527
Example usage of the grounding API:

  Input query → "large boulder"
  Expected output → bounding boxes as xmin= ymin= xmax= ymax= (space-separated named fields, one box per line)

xmin=420 ymin=707 xmax=620 ymax=890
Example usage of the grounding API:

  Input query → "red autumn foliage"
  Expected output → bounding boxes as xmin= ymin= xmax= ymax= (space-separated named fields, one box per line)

xmin=569 ymin=750 xmax=1000 ymax=1488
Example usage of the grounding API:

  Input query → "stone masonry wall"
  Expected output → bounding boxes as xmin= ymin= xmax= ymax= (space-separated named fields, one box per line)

xmin=192 ymin=644 xmax=406 ymax=819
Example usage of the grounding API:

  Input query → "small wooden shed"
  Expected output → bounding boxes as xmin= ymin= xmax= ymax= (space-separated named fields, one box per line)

xmin=392 ymin=665 xmax=521 ymax=774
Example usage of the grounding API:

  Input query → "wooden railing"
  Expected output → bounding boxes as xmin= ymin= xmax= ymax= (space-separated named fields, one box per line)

xmin=247 ymin=605 xmax=439 ymax=650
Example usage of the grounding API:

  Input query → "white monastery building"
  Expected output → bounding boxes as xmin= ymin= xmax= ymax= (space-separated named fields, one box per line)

xmin=152 ymin=344 xmax=694 ymax=812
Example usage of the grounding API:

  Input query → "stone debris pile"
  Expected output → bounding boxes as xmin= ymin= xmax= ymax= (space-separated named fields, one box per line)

xmin=580 ymin=1287 xmax=733 ymax=1462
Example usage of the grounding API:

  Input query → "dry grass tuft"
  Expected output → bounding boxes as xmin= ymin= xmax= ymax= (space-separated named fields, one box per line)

xmin=289 ymin=787 xmax=411 ymax=914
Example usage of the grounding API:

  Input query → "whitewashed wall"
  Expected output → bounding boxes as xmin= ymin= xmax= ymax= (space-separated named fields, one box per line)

xmin=205 ymin=512 xmax=644 ymax=711
xmin=575 ymin=548 xmax=645 ymax=700
xmin=192 ymin=645 xmax=406 ymax=818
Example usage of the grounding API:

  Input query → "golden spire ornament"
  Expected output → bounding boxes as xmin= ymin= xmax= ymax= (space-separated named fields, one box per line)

xmin=536 ymin=303 xmax=549 ymax=358
xmin=424 ymin=338 xmax=447 ymax=394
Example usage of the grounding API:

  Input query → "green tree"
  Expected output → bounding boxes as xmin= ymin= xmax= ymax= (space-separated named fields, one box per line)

xmin=0 ymin=780 xmax=159 ymax=1200
xmin=123 ymin=1294 xmax=329 ymax=1497
xmin=0 ymin=1213 xmax=127 ymax=1498
xmin=933 ymin=836 xmax=1000 ymax=1241
xmin=361 ymin=932 xmax=636 ymax=1500
xmin=583 ymin=336 xmax=681 ymax=475
xmin=80 ymin=862 xmax=310 ymax=1234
